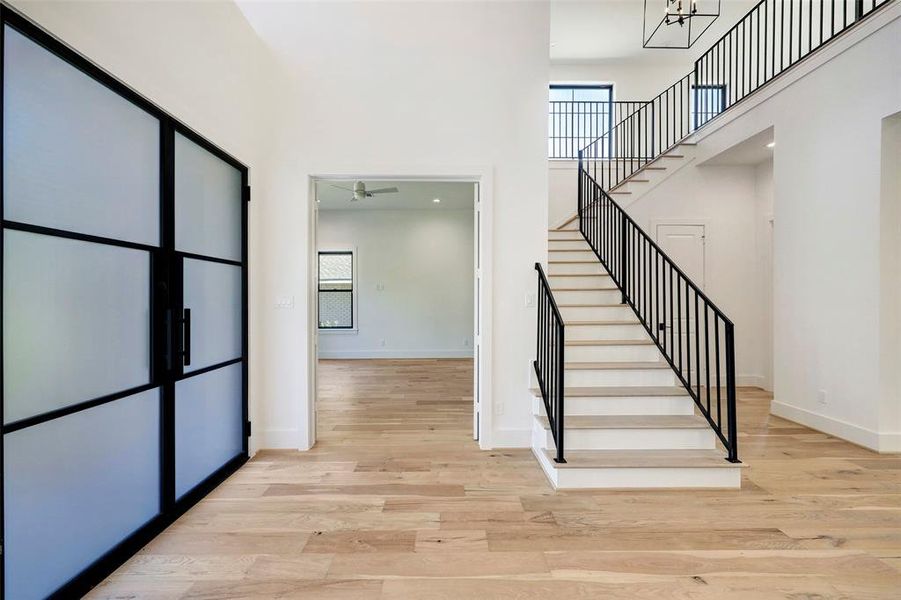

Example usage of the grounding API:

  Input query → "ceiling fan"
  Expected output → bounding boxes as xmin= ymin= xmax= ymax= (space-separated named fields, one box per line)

xmin=328 ymin=181 xmax=399 ymax=202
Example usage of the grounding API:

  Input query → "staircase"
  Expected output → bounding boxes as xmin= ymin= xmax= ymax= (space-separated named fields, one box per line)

xmin=532 ymin=0 xmax=894 ymax=490
xmin=531 ymin=222 xmax=744 ymax=489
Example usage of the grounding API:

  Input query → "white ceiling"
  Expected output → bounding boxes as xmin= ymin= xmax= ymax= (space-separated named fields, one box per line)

xmin=700 ymin=126 xmax=775 ymax=166
xmin=316 ymin=180 xmax=475 ymax=211
xmin=550 ymin=0 xmax=757 ymax=65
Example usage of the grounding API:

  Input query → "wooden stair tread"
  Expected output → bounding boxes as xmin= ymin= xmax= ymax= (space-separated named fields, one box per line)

xmin=565 ymin=339 xmax=653 ymax=346
xmin=558 ymin=303 xmax=626 ymax=308
xmin=552 ymin=286 xmax=619 ymax=291
xmin=548 ymin=260 xmax=602 ymax=264
xmin=548 ymin=248 xmax=592 ymax=252
xmin=549 ymin=273 xmax=612 ymax=278
xmin=544 ymin=449 xmax=744 ymax=469
xmin=661 ymin=154 xmax=684 ymax=158
xmin=565 ymin=361 xmax=669 ymax=370
xmin=536 ymin=415 xmax=708 ymax=430
xmin=563 ymin=319 xmax=639 ymax=326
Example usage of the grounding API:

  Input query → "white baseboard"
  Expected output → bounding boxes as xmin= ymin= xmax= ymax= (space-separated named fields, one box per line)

xmin=737 ymin=374 xmax=768 ymax=388
xmin=262 ymin=427 xmax=305 ymax=449
xmin=489 ymin=427 xmax=531 ymax=448
xmin=770 ymin=401 xmax=900 ymax=453
xmin=318 ymin=349 xmax=474 ymax=359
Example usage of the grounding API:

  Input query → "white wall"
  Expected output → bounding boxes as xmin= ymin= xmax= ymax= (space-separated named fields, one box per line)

xmin=630 ymin=5 xmax=901 ymax=451
xmin=14 ymin=0 xmax=550 ymax=451
xmin=317 ymin=208 xmax=474 ymax=359
xmin=551 ymin=62 xmax=691 ymax=101
xmin=238 ymin=0 xmax=550 ymax=449
xmin=625 ymin=162 xmax=773 ymax=387
xmin=879 ymin=112 xmax=901 ymax=451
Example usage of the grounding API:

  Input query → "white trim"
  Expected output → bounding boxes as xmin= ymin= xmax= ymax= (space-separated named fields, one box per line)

xmin=306 ymin=165 xmax=495 ymax=450
xmin=736 ymin=374 xmax=767 ymax=388
xmin=771 ymin=401 xmax=901 ymax=454
xmin=265 ymin=428 xmax=309 ymax=451
xmin=491 ymin=428 xmax=532 ymax=448
xmin=319 ymin=350 xmax=474 ymax=359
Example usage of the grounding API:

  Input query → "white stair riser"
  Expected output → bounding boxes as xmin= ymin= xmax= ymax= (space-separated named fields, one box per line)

xmin=565 ymin=368 xmax=675 ymax=387
xmin=560 ymin=305 xmax=634 ymax=321
xmin=533 ymin=449 xmax=741 ymax=489
xmin=535 ymin=424 xmax=715 ymax=451
xmin=568 ymin=324 xmax=647 ymax=340
xmin=553 ymin=289 xmax=623 ymax=304
xmin=532 ymin=395 xmax=696 ymax=416
xmin=549 ymin=249 xmax=596 ymax=261
xmin=565 ymin=343 xmax=661 ymax=363
xmin=548 ymin=230 xmax=583 ymax=240
xmin=548 ymin=240 xmax=591 ymax=250
xmin=549 ymin=275 xmax=611 ymax=289
xmin=549 ymin=262 xmax=608 ymax=276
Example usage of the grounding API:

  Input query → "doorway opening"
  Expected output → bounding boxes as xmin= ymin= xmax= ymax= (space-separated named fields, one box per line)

xmin=310 ymin=179 xmax=483 ymax=448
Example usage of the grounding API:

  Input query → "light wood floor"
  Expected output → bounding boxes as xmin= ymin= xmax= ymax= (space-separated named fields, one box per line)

xmin=89 ymin=359 xmax=901 ymax=599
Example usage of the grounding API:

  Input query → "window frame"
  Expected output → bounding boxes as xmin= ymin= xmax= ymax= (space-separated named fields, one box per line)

xmin=317 ymin=249 xmax=357 ymax=332
xmin=548 ymin=83 xmax=614 ymax=160
xmin=691 ymin=84 xmax=727 ymax=130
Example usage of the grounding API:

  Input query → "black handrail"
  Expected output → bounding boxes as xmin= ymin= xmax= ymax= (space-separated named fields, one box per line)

xmin=581 ymin=0 xmax=893 ymax=189
xmin=577 ymin=162 xmax=740 ymax=462
xmin=534 ymin=263 xmax=566 ymax=463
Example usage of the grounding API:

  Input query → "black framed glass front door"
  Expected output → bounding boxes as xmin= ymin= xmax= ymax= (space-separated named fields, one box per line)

xmin=0 ymin=7 xmax=249 ymax=598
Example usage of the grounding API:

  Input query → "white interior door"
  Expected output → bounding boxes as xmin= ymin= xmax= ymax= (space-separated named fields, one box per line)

xmin=656 ymin=223 xmax=706 ymax=288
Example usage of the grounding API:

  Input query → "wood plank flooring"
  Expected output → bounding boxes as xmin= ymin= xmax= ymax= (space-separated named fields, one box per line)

xmin=89 ymin=359 xmax=901 ymax=599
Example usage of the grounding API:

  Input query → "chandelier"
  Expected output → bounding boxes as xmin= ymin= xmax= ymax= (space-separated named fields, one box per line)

xmin=643 ymin=0 xmax=721 ymax=49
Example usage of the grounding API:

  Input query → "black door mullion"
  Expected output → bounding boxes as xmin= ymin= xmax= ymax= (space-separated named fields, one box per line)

xmin=159 ymin=118 xmax=177 ymax=516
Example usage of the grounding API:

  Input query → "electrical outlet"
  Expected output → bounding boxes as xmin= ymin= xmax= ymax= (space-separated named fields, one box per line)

xmin=464 ymin=338 xmax=470 ymax=347
xmin=817 ymin=390 xmax=827 ymax=405
xmin=494 ymin=401 xmax=505 ymax=416
xmin=380 ymin=339 xmax=386 ymax=347
xmin=525 ymin=292 xmax=535 ymax=307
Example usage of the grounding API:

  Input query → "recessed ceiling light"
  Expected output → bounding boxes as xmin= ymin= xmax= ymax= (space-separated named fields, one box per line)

xmin=433 ymin=198 xmax=441 ymax=204
xmin=766 ymin=142 xmax=775 ymax=148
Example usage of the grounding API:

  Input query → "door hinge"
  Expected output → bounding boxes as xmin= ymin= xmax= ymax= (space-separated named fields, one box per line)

xmin=245 ymin=420 xmax=252 ymax=437
xmin=244 ymin=185 xmax=251 ymax=203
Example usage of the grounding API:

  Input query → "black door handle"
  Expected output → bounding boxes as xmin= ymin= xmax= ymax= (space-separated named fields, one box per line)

xmin=182 ymin=308 xmax=192 ymax=367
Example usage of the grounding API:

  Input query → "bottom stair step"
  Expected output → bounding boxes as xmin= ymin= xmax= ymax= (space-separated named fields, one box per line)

xmin=534 ymin=448 xmax=745 ymax=490
xmin=548 ymin=448 xmax=740 ymax=469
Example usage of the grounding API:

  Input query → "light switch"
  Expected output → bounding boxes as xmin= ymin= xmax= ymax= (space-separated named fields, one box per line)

xmin=525 ymin=292 xmax=535 ymax=308
xmin=275 ymin=295 xmax=295 ymax=309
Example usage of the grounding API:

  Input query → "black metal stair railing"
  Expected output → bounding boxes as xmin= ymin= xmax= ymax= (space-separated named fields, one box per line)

xmin=581 ymin=0 xmax=893 ymax=190
xmin=577 ymin=165 xmax=740 ymax=462
xmin=549 ymin=100 xmax=649 ymax=160
xmin=534 ymin=263 xmax=565 ymax=463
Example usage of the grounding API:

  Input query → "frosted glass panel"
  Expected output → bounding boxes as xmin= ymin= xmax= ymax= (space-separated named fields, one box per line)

xmin=183 ymin=258 xmax=241 ymax=373
xmin=4 ymin=389 xmax=160 ymax=600
xmin=175 ymin=132 xmax=242 ymax=261
xmin=3 ymin=231 xmax=150 ymax=424
xmin=176 ymin=364 xmax=243 ymax=498
xmin=3 ymin=26 xmax=159 ymax=245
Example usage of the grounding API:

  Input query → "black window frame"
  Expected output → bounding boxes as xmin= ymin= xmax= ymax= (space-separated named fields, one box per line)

xmin=548 ymin=83 xmax=614 ymax=160
xmin=692 ymin=83 xmax=727 ymax=129
xmin=318 ymin=250 xmax=355 ymax=330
